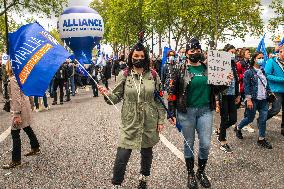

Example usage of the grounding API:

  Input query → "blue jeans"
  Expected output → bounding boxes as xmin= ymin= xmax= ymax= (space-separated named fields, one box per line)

xmin=238 ymin=99 xmax=268 ymax=138
xmin=70 ymin=76 xmax=75 ymax=96
xmin=177 ymin=106 xmax=213 ymax=159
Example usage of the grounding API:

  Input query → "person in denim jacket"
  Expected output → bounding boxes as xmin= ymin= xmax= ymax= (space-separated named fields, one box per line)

xmin=235 ymin=52 xmax=273 ymax=149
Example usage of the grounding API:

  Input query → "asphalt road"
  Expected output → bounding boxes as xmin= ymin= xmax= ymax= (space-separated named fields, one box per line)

xmin=0 ymin=80 xmax=283 ymax=189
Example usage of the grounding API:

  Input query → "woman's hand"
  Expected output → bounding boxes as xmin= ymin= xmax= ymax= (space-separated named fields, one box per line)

xmin=216 ymin=100 xmax=220 ymax=113
xmin=235 ymin=96 xmax=241 ymax=105
xmin=157 ymin=124 xmax=165 ymax=132
xmin=246 ymin=99 xmax=253 ymax=110
xmin=168 ymin=117 xmax=176 ymax=125
xmin=98 ymin=85 xmax=110 ymax=96
xmin=227 ymin=72 xmax=234 ymax=81
xmin=13 ymin=116 xmax=22 ymax=126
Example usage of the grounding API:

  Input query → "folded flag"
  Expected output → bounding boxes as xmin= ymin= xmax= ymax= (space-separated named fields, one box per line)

xmin=9 ymin=22 xmax=70 ymax=96
xmin=256 ymin=34 xmax=268 ymax=67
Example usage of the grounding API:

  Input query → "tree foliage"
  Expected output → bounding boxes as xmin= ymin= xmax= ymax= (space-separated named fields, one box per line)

xmin=90 ymin=0 xmax=264 ymax=53
xmin=0 ymin=0 xmax=68 ymax=17
xmin=269 ymin=0 xmax=284 ymax=31
xmin=0 ymin=0 xmax=67 ymax=53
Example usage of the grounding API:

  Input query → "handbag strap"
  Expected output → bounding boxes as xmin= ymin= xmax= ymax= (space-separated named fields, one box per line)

xmin=251 ymin=68 xmax=267 ymax=90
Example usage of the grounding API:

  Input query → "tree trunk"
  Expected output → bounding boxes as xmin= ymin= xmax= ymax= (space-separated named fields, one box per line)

xmin=168 ymin=25 xmax=171 ymax=48
xmin=158 ymin=33 xmax=162 ymax=56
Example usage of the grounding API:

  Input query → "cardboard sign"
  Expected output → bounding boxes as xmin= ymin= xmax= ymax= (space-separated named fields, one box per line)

xmin=207 ymin=50 xmax=231 ymax=86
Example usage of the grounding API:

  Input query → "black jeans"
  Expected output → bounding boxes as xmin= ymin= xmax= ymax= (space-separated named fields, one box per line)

xmin=112 ymin=147 xmax=153 ymax=185
xmin=104 ymin=79 xmax=109 ymax=90
xmin=267 ymin=93 xmax=284 ymax=128
xmin=219 ymin=95 xmax=237 ymax=141
xmin=91 ymin=77 xmax=98 ymax=97
xmin=53 ymin=79 xmax=64 ymax=103
xmin=11 ymin=126 xmax=40 ymax=162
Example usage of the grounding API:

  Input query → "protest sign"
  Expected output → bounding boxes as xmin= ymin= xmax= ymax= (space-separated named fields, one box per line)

xmin=207 ymin=50 xmax=231 ymax=86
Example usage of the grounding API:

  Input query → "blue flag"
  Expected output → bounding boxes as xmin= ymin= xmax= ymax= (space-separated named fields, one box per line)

xmin=162 ymin=47 xmax=171 ymax=66
xmin=9 ymin=23 xmax=70 ymax=96
xmin=256 ymin=34 xmax=268 ymax=67
xmin=279 ymin=36 xmax=284 ymax=46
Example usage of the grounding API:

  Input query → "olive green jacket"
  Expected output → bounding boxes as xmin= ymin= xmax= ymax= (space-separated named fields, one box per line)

xmin=105 ymin=69 xmax=166 ymax=149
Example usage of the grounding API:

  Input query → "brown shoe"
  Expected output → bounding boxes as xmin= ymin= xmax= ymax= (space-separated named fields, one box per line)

xmin=2 ymin=161 xmax=21 ymax=169
xmin=24 ymin=148 xmax=40 ymax=156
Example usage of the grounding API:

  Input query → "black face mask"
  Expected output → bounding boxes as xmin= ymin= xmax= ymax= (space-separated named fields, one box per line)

xmin=132 ymin=58 xmax=145 ymax=68
xmin=189 ymin=53 xmax=202 ymax=63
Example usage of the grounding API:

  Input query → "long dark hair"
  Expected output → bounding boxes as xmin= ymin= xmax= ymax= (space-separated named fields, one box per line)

xmin=127 ymin=42 xmax=150 ymax=71
xmin=223 ymin=44 xmax=235 ymax=52
xmin=250 ymin=52 xmax=263 ymax=67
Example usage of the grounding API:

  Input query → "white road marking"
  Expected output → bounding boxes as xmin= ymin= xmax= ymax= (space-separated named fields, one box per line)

xmin=0 ymin=126 xmax=11 ymax=143
xmin=159 ymin=134 xmax=185 ymax=163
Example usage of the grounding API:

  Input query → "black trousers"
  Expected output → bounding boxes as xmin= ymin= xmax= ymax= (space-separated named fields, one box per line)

xmin=11 ymin=126 xmax=40 ymax=162
xmin=112 ymin=147 xmax=153 ymax=185
xmin=91 ymin=77 xmax=98 ymax=97
xmin=104 ymin=79 xmax=109 ymax=90
xmin=219 ymin=95 xmax=237 ymax=141
xmin=53 ymin=79 xmax=64 ymax=103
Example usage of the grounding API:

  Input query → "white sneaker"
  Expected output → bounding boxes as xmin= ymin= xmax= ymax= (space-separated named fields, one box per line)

xmin=113 ymin=185 xmax=122 ymax=189
xmin=242 ymin=125 xmax=255 ymax=133
xmin=45 ymin=106 xmax=50 ymax=111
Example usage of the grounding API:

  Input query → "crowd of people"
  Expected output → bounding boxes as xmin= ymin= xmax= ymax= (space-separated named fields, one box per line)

xmin=1 ymin=37 xmax=284 ymax=189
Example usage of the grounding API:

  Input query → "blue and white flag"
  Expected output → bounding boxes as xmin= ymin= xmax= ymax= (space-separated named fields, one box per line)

xmin=162 ymin=47 xmax=172 ymax=67
xmin=9 ymin=22 xmax=71 ymax=96
xmin=256 ymin=34 xmax=268 ymax=67
xmin=279 ymin=36 xmax=284 ymax=46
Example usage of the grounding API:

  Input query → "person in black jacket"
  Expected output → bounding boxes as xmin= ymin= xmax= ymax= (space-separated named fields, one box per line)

xmin=64 ymin=59 xmax=73 ymax=102
xmin=102 ymin=59 xmax=113 ymax=90
xmin=87 ymin=63 xmax=100 ymax=97
xmin=168 ymin=38 xmax=232 ymax=189
xmin=52 ymin=63 xmax=67 ymax=105
xmin=215 ymin=44 xmax=241 ymax=153
xmin=112 ymin=59 xmax=120 ymax=82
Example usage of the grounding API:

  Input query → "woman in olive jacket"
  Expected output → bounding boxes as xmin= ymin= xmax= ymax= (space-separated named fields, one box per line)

xmin=98 ymin=42 xmax=166 ymax=189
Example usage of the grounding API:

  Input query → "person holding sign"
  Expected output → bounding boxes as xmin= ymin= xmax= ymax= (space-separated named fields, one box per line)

xmin=235 ymin=52 xmax=273 ymax=149
xmin=215 ymin=44 xmax=240 ymax=153
xmin=168 ymin=38 xmax=232 ymax=189
xmin=98 ymin=41 xmax=166 ymax=189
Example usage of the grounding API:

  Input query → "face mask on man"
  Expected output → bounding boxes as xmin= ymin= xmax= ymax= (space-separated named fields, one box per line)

xmin=132 ymin=58 xmax=145 ymax=68
xmin=189 ymin=53 xmax=202 ymax=63
xmin=256 ymin=59 xmax=264 ymax=66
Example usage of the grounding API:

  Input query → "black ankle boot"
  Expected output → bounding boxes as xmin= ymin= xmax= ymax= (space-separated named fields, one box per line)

xmin=185 ymin=158 xmax=198 ymax=189
xmin=138 ymin=175 xmax=148 ymax=189
xmin=196 ymin=158 xmax=211 ymax=188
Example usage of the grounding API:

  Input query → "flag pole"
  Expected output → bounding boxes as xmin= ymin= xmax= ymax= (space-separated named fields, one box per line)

xmin=4 ymin=0 xmax=9 ymax=53
xmin=77 ymin=62 xmax=119 ymax=111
